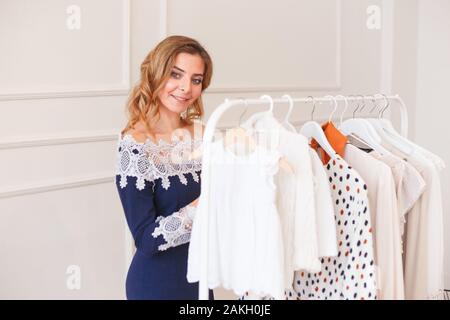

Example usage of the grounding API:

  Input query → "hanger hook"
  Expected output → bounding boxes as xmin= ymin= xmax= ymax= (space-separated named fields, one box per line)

xmin=380 ymin=94 xmax=390 ymax=118
xmin=361 ymin=95 xmax=371 ymax=115
xmin=306 ymin=96 xmax=316 ymax=121
xmin=352 ymin=96 xmax=360 ymax=119
xmin=356 ymin=95 xmax=366 ymax=116
xmin=375 ymin=93 xmax=389 ymax=109
xmin=335 ymin=94 xmax=349 ymax=126
xmin=346 ymin=94 xmax=356 ymax=119
xmin=237 ymin=98 xmax=249 ymax=127
xmin=259 ymin=95 xmax=274 ymax=113
xmin=281 ymin=94 xmax=294 ymax=123
xmin=368 ymin=94 xmax=379 ymax=114
xmin=372 ymin=93 xmax=385 ymax=116
xmin=324 ymin=95 xmax=337 ymax=123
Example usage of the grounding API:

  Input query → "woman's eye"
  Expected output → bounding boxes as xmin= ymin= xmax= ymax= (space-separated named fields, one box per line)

xmin=171 ymin=71 xmax=202 ymax=85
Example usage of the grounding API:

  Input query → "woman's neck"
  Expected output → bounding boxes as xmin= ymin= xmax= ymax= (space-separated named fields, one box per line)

xmin=153 ymin=106 xmax=187 ymax=134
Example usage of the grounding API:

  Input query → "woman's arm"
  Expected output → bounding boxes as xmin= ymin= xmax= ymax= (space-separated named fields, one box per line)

xmin=115 ymin=126 xmax=202 ymax=255
xmin=116 ymin=175 xmax=197 ymax=255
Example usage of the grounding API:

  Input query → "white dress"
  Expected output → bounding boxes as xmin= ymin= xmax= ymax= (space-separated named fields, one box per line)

xmin=241 ymin=114 xmax=322 ymax=279
xmin=344 ymin=144 xmax=404 ymax=300
xmin=187 ymin=138 xmax=286 ymax=299
xmin=369 ymin=151 xmax=426 ymax=249
xmin=309 ymin=149 xmax=338 ymax=258
xmin=238 ymin=114 xmax=337 ymax=301
xmin=385 ymin=146 xmax=445 ymax=299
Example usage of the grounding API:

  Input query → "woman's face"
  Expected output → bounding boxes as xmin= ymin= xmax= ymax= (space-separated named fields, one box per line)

xmin=158 ymin=52 xmax=205 ymax=116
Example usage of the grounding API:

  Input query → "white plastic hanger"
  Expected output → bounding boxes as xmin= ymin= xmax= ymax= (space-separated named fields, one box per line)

xmin=328 ymin=94 xmax=339 ymax=123
xmin=234 ymin=95 xmax=294 ymax=173
xmin=339 ymin=95 xmax=379 ymax=141
xmin=281 ymin=94 xmax=297 ymax=132
xmin=189 ymin=98 xmax=257 ymax=161
xmin=239 ymin=94 xmax=277 ymax=129
xmin=224 ymin=99 xmax=257 ymax=152
xmin=366 ymin=94 xmax=414 ymax=155
xmin=339 ymin=95 xmax=389 ymax=155
xmin=368 ymin=95 xmax=439 ymax=159
xmin=360 ymin=95 xmax=384 ymax=141
xmin=299 ymin=95 xmax=336 ymax=158
xmin=354 ymin=95 xmax=385 ymax=142
xmin=225 ymin=95 xmax=274 ymax=150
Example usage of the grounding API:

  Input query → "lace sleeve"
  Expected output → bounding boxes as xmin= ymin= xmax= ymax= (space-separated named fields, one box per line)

xmin=152 ymin=205 xmax=197 ymax=251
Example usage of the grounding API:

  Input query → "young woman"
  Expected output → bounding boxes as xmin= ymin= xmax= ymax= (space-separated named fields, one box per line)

xmin=115 ymin=35 xmax=214 ymax=300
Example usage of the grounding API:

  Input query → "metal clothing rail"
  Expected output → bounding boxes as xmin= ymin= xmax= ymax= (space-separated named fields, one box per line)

xmin=198 ymin=93 xmax=408 ymax=300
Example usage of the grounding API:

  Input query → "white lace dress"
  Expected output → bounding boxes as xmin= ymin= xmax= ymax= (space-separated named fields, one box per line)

xmin=187 ymin=139 xmax=286 ymax=299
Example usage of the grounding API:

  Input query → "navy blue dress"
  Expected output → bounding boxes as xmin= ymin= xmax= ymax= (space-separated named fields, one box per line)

xmin=115 ymin=134 xmax=214 ymax=300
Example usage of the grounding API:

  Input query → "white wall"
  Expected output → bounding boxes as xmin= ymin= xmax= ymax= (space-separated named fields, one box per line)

xmin=414 ymin=0 xmax=450 ymax=288
xmin=391 ymin=0 xmax=418 ymax=138
xmin=2 ymin=0 xmax=434 ymax=299
xmin=0 ymin=0 xmax=132 ymax=299
xmin=392 ymin=0 xmax=450 ymax=290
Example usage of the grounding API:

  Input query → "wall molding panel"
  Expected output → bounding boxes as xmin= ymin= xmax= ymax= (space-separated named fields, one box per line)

xmin=0 ymin=0 xmax=131 ymax=102
xmin=162 ymin=0 xmax=342 ymax=93
xmin=0 ymin=173 xmax=113 ymax=199
xmin=0 ymin=131 xmax=118 ymax=150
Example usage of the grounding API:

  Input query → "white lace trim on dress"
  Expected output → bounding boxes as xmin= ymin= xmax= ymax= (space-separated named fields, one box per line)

xmin=116 ymin=134 xmax=202 ymax=190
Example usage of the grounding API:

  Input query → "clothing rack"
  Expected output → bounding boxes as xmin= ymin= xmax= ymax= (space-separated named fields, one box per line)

xmin=198 ymin=93 xmax=408 ymax=300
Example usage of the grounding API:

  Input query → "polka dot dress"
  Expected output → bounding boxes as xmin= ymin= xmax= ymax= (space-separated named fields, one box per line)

xmin=288 ymin=155 xmax=377 ymax=300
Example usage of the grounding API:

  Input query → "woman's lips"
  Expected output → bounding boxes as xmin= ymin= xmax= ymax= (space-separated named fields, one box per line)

xmin=171 ymin=94 xmax=190 ymax=102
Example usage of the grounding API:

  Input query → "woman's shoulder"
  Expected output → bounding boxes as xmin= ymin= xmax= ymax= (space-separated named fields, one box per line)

xmin=120 ymin=121 xmax=156 ymax=143
xmin=120 ymin=120 xmax=204 ymax=143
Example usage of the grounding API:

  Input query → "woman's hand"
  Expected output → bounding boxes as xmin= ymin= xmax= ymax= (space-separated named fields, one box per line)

xmin=183 ymin=198 xmax=199 ymax=226
xmin=190 ymin=198 xmax=199 ymax=207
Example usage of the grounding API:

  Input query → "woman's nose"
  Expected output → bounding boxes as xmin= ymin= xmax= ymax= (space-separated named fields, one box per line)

xmin=179 ymin=78 xmax=191 ymax=93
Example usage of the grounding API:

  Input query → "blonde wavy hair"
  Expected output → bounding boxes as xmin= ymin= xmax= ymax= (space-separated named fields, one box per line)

xmin=122 ymin=35 xmax=213 ymax=135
